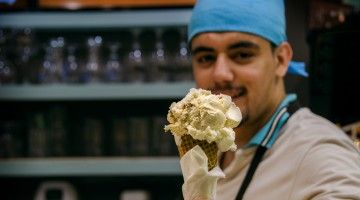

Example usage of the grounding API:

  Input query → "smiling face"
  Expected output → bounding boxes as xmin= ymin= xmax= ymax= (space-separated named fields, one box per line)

xmin=191 ymin=32 xmax=292 ymax=138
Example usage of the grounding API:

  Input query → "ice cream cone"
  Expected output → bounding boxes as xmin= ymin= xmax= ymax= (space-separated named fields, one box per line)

xmin=177 ymin=134 xmax=218 ymax=170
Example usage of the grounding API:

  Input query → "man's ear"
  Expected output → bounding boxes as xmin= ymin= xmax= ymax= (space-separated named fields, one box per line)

xmin=275 ymin=42 xmax=293 ymax=77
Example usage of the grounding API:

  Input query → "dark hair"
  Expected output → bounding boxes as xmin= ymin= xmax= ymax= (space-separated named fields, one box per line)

xmin=270 ymin=41 xmax=277 ymax=52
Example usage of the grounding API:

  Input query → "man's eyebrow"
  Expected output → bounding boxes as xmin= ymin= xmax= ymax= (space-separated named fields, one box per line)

xmin=228 ymin=41 xmax=260 ymax=50
xmin=191 ymin=41 xmax=259 ymax=55
xmin=191 ymin=46 xmax=214 ymax=55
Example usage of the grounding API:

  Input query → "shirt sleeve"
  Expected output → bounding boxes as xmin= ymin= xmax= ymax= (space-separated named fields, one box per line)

xmin=289 ymin=136 xmax=360 ymax=200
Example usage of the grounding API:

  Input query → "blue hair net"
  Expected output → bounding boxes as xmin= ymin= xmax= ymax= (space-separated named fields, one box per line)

xmin=188 ymin=0 xmax=308 ymax=77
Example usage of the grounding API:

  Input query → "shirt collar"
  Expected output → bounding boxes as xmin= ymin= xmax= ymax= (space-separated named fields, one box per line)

xmin=245 ymin=94 xmax=297 ymax=149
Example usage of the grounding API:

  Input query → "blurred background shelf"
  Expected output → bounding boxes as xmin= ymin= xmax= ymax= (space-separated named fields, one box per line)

xmin=0 ymin=3 xmax=191 ymax=199
xmin=0 ymin=9 xmax=192 ymax=28
xmin=38 ymin=0 xmax=195 ymax=9
xmin=0 ymin=82 xmax=195 ymax=101
xmin=0 ymin=157 xmax=181 ymax=177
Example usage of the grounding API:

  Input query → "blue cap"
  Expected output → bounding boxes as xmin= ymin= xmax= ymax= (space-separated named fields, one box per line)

xmin=188 ymin=0 xmax=308 ymax=77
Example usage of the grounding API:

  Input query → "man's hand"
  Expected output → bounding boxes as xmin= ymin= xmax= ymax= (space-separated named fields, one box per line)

xmin=180 ymin=145 xmax=225 ymax=200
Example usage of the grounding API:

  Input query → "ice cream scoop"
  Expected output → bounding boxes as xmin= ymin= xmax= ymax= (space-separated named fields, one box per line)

xmin=164 ymin=88 xmax=242 ymax=169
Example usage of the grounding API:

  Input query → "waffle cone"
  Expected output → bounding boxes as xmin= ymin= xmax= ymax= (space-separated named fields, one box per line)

xmin=177 ymin=134 xmax=218 ymax=170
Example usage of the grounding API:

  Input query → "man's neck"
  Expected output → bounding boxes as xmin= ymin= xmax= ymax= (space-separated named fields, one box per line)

xmin=234 ymin=126 xmax=257 ymax=148
xmin=221 ymin=90 xmax=287 ymax=169
xmin=235 ymin=87 xmax=286 ymax=147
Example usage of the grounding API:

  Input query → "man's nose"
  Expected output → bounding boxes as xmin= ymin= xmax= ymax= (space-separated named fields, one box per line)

xmin=212 ymin=55 xmax=234 ymax=84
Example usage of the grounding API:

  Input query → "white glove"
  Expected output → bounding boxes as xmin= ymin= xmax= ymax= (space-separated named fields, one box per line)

xmin=180 ymin=145 xmax=225 ymax=200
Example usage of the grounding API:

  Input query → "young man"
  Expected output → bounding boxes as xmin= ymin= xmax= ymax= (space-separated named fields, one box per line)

xmin=179 ymin=0 xmax=360 ymax=199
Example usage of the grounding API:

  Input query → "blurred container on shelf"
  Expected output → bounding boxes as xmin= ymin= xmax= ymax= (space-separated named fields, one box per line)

xmin=111 ymin=118 xmax=129 ymax=156
xmin=171 ymin=28 xmax=192 ymax=82
xmin=15 ymin=28 xmax=40 ymax=84
xmin=28 ymin=112 xmax=48 ymax=157
xmin=0 ymin=47 xmax=16 ymax=85
xmin=4 ymin=28 xmax=30 ymax=83
xmin=103 ymin=43 xmax=123 ymax=82
xmin=125 ymin=30 xmax=146 ymax=83
xmin=26 ymin=106 xmax=68 ymax=157
xmin=38 ymin=37 xmax=65 ymax=84
xmin=309 ymin=0 xmax=353 ymax=30
xmin=48 ymin=106 xmax=67 ymax=156
xmin=80 ymin=35 xmax=104 ymax=83
xmin=150 ymin=116 xmax=175 ymax=156
xmin=147 ymin=29 xmax=170 ymax=82
xmin=0 ymin=26 xmax=193 ymax=85
xmin=34 ymin=181 xmax=78 ymax=200
xmin=172 ymin=40 xmax=192 ymax=81
xmin=128 ymin=117 xmax=149 ymax=156
xmin=120 ymin=190 xmax=150 ymax=200
xmin=82 ymin=118 xmax=103 ymax=156
xmin=63 ymin=43 xmax=81 ymax=83
xmin=0 ymin=29 xmax=15 ymax=85
xmin=0 ymin=120 xmax=24 ymax=158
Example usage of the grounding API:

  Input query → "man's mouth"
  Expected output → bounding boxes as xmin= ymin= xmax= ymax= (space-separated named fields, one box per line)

xmin=231 ymin=88 xmax=246 ymax=99
xmin=211 ymin=87 xmax=247 ymax=99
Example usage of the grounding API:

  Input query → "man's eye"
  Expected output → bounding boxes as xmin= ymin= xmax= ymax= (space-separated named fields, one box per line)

xmin=234 ymin=52 xmax=254 ymax=60
xmin=197 ymin=55 xmax=215 ymax=64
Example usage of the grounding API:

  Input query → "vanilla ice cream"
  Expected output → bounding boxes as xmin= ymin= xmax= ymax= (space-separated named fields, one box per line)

xmin=164 ymin=88 xmax=242 ymax=152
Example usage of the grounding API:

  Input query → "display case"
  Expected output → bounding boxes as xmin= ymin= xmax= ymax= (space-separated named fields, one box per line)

xmin=0 ymin=9 xmax=194 ymax=200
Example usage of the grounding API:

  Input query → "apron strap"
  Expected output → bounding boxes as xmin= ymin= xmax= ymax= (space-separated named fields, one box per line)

xmin=235 ymin=101 xmax=300 ymax=200
xmin=236 ymin=145 xmax=267 ymax=200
